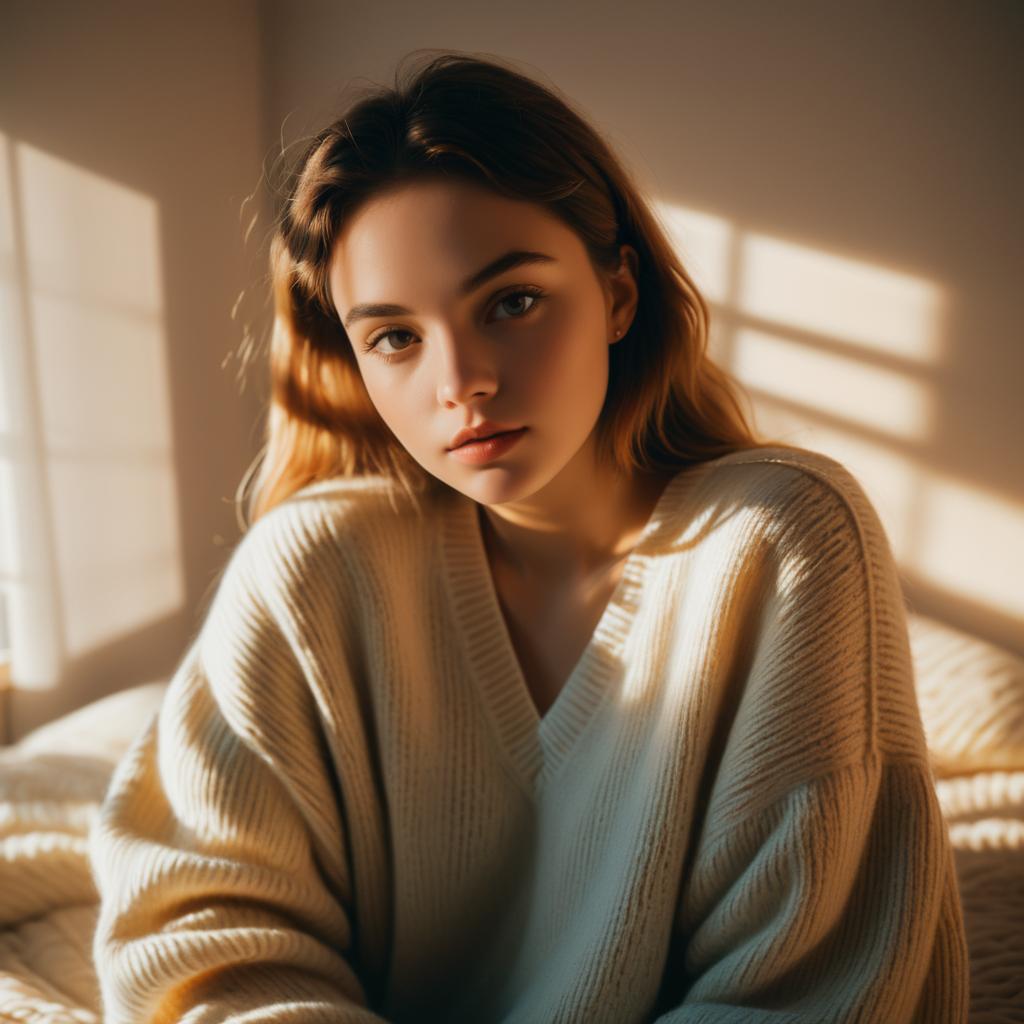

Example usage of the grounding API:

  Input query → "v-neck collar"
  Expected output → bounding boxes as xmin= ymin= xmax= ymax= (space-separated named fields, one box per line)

xmin=438 ymin=464 xmax=700 ymax=800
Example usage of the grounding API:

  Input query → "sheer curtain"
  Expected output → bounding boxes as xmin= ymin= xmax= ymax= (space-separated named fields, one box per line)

xmin=0 ymin=133 xmax=62 ymax=743
xmin=0 ymin=131 xmax=183 ymax=743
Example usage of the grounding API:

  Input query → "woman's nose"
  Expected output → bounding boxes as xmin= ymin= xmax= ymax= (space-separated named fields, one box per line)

xmin=435 ymin=332 xmax=500 ymax=407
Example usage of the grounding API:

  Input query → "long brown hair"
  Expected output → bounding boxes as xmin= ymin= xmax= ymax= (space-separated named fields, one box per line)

xmin=239 ymin=49 xmax=778 ymax=529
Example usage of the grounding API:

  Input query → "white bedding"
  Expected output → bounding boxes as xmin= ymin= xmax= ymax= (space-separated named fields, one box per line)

xmin=0 ymin=682 xmax=167 ymax=1023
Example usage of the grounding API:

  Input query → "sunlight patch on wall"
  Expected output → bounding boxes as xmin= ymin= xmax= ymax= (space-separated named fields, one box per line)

xmin=0 ymin=136 xmax=183 ymax=688
xmin=653 ymin=202 xmax=734 ymax=304
xmin=916 ymin=475 xmax=1024 ymax=619
xmin=739 ymin=234 xmax=944 ymax=362
xmin=733 ymin=328 xmax=933 ymax=441
xmin=654 ymin=197 xmax=1020 ymax=635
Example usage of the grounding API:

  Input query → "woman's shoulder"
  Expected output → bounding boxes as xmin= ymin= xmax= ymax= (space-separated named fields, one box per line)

xmin=209 ymin=473 xmax=432 ymax=621
xmin=698 ymin=443 xmax=868 ymax=502
xmin=656 ymin=444 xmax=903 ymax=602
xmin=686 ymin=443 xmax=886 ymax=546
xmin=245 ymin=473 xmax=426 ymax=558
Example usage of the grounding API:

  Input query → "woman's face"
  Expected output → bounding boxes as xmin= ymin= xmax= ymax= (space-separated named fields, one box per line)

xmin=327 ymin=177 xmax=636 ymax=506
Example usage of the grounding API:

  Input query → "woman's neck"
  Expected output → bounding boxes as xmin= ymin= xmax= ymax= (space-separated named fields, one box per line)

xmin=476 ymin=459 xmax=675 ymax=588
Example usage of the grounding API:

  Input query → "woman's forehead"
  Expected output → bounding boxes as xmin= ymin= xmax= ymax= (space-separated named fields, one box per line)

xmin=329 ymin=180 xmax=584 ymax=315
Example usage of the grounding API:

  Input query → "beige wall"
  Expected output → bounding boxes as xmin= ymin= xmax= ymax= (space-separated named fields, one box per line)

xmin=1 ymin=1 xmax=1019 ymax=740
xmin=261 ymin=0 xmax=1023 ymax=655
xmin=0 ymin=2 xmax=269 ymax=739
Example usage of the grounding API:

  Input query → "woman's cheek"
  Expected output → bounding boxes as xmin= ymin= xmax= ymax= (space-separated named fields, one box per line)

xmin=360 ymin=368 xmax=411 ymax=436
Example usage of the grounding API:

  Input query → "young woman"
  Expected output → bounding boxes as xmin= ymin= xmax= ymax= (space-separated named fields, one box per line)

xmin=89 ymin=51 xmax=970 ymax=1023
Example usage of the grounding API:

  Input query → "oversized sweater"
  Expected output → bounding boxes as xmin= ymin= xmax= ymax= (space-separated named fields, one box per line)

xmin=88 ymin=445 xmax=971 ymax=1023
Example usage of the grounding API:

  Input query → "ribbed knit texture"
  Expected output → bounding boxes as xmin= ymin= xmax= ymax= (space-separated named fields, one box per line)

xmin=88 ymin=445 xmax=970 ymax=1023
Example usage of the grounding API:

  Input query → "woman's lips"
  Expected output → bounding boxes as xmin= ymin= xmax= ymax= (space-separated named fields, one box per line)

xmin=447 ymin=427 xmax=528 ymax=465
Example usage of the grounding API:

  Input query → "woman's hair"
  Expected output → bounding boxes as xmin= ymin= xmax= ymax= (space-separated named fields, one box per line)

xmin=239 ymin=49 xmax=781 ymax=529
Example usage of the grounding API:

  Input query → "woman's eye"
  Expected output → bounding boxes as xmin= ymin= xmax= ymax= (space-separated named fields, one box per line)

xmin=363 ymin=287 xmax=544 ymax=361
xmin=365 ymin=329 xmax=415 ymax=357
xmin=492 ymin=289 xmax=541 ymax=321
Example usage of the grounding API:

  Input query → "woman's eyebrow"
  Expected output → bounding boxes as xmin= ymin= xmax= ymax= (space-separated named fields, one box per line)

xmin=342 ymin=249 xmax=557 ymax=330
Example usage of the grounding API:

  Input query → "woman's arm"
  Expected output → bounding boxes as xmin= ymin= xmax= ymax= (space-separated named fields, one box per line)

xmin=652 ymin=458 xmax=970 ymax=1022
xmin=653 ymin=753 xmax=968 ymax=1022
xmin=89 ymin=571 xmax=391 ymax=1023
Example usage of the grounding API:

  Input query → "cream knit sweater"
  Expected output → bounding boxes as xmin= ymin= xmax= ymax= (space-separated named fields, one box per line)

xmin=89 ymin=446 xmax=970 ymax=1023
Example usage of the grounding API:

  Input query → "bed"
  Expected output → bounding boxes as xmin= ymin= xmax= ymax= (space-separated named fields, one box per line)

xmin=0 ymin=614 xmax=1021 ymax=1022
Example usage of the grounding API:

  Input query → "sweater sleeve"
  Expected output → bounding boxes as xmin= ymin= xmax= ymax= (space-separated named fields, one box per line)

xmin=653 ymin=754 xmax=970 ymax=1023
xmin=88 ymin=555 xmax=390 ymax=1023
xmin=652 ymin=460 xmax=970 ymax=1023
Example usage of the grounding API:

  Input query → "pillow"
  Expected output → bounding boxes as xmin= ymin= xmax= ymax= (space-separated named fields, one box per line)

xmin=907 ymin=612 xmax=1024 ymax=777
xmin=6 ymin=680 xmax=168 ymax=766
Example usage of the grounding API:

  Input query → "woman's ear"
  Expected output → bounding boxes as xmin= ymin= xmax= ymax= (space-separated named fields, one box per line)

xmin=606 ymin=243 xmax=639 ymax=344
